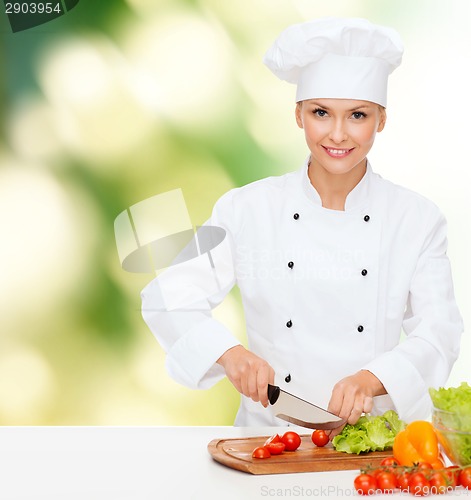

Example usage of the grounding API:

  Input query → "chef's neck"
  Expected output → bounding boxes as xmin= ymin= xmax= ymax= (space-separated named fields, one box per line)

xmin=308 ymin=158 xmax=367 ymax=211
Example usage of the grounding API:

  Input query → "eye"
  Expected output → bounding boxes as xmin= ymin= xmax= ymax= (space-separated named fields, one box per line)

xmin=352 ymin=111 xmax=367 ymax=120
xmin=313 ymin=108 xmax=328 ymax=117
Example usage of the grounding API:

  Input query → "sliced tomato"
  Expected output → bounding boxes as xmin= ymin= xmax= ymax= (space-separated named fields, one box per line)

xmin=252 ymin=446 xmax=271 ymax=459
xmin=263 ymin=433 xmax=282 ymax=447
xmin=265 ymin=442 xmax=285 ymax=455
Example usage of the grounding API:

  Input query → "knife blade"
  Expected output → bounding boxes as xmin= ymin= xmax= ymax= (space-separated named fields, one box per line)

xmin=267 ymin=384 xmax=346 ymax=430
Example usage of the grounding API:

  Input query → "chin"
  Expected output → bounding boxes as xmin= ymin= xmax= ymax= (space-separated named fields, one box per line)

xmin=321 ymin=155 xmax=366 ymax=175
xmin=322 ymin=163 xmax=358 ymax=176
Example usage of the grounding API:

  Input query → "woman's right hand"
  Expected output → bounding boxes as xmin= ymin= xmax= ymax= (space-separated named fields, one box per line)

xmin=217 ymin=345 xmax=275 ymax=407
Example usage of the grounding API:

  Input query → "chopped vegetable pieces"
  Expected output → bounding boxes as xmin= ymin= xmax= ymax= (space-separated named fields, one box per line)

xmin=332 ymin=411 xmax=406 ymax=454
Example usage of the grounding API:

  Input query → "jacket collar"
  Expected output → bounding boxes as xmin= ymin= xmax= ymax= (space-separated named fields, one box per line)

xmin=300 ymin=156 xmax=372 ymax=211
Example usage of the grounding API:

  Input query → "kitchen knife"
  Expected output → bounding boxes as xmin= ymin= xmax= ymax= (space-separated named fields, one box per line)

xmin=267 ymin=384 xmax=346 ymax=430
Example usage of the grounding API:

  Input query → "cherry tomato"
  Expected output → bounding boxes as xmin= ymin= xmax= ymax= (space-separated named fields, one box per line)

xmin=375 ymin=471 xmax=397 ymax=493
xmin=311 ymin=429 xmax=329 ymax=447
xmin=265 ymin=442 xmax=285 ymax=455
xmin=416 ymin=461 xmax=433 ymax=475
xmin=281 ymin=431 xmax=301 ymax=452
xmin=459 ymin=467 xmax=471 ymax=489
xmin=379 ymin=457 xmax=399 ymax=474
xmin=380 ymin=457 xmax=399 ymax=468
xmin=429 ymin=471 xmax=448 ymax=495
xmin=353 ymin=473 xmax=377 ymax=495
xmin=408 ymin=472 xmax=430 ymax=497
xmin=444 ymin=465 xmax=460 ymax=487
xmin=252 ymin=446 xmax=271 ymax=459
xmin=430 ymin=458 xmax=445 ymax=470
xmin=264 ymin=434 xmax=282 ymax=447
xmin=396 ymin=470 xmax=411 ymax=491
xmin=369 ymin=467 xmax=383 ymax=478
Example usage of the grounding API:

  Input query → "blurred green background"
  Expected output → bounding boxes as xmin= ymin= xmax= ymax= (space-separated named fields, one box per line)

xmin=1 ymin=0 xmax=470 ymax=425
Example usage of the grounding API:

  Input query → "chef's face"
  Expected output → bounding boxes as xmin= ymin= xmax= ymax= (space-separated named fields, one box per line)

xmin=295 ymin=98 xmax=386 ymax=176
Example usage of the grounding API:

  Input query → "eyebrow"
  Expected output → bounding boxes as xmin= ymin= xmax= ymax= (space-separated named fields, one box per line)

xmin=307 ymin=100 xmax=372 ymax=112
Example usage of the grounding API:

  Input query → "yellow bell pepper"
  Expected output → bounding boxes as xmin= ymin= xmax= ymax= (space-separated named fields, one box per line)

xmin=393 ymin=421 xmax=440 ymax=467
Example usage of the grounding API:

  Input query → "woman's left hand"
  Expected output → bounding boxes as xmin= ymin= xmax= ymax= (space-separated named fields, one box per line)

xmin=326 ymin=369 xmax=386 ymax=438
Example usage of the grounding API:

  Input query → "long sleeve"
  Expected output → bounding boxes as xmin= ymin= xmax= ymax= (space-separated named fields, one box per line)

xmin=363 ymin=208 xmax=464 ymax=421
xmin=141 ymin=190 xmax=241 ymax=389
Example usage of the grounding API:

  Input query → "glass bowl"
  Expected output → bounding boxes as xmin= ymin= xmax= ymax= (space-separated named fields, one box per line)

xmin=432 ymin=407 xmax=471 ymax=466
xmin=432 ymin=407 xmax=471 ymax=431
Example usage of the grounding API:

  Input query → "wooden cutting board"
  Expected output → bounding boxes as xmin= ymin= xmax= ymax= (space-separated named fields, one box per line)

xmin=208 ymin=434 xmax=392 ymax=475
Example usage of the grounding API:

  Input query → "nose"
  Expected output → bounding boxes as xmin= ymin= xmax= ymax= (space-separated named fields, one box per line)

xmin=328 ymin=119 xmax=348 ymax=144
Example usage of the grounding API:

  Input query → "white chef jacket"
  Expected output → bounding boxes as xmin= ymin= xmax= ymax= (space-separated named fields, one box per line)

xmin=141 ymin=159 xmax=463 ymax=425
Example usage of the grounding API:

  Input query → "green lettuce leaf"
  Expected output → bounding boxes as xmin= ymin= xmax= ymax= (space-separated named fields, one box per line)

xmin=332 ymin=411 xmax=406 ymax=455
xmin=429 ymin=382 xmax=471 ymax=465
xmin=361 ymin=417 xmax=396 ymax=450
xmin=429 ymin=382 xmax=471 ymax=432
xmin=332 ymin=428 xmax=374 ymax=454
xmin=383 ymin=409 xmax=407 ymax=435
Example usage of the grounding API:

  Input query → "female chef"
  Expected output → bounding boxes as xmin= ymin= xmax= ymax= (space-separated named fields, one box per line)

xmin=141 ymin=18 xmax=463 ymax=430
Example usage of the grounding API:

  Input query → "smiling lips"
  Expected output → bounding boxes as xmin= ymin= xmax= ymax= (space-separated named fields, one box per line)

xmin=322 ymin=146 xmax=354 ymax=158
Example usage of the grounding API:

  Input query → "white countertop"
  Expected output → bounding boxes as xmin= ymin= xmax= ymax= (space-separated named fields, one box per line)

xmin=0 ymin=427 xmax=468 ymax=499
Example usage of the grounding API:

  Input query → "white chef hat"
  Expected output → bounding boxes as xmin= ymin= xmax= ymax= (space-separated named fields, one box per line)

xmin=263 ymin=17 xmax=403 ymax=107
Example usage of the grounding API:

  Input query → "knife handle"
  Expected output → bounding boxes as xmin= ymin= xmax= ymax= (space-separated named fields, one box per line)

xmin=267 ymin=384 xmax=280 ymax=405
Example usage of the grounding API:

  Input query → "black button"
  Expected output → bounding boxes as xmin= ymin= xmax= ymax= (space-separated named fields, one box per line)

xmin=357 ymin=325 xmax=364 ymax=333
xmin=361 ymin=269 xmax=368 ymax=276
xmin=285 ymin=374 xmax=291 ymax=383
xmin=288 ymin=261 xmax=294 ymax=269
xmin=364 ymin=215 xmax=370 ymax=222
xmin=293 ymin=213 xmax=299 ymax=220
xmin=286 ymin=320 xmax=292 ymax=328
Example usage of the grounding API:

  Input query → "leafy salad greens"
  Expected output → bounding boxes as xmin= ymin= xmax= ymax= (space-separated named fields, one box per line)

xmin=430 ymin=382 xmax=471 ymax=431
xmin=429 ymin=382 xmax=471 ymax=465
xmin=332 ymin=410 xmax=406 ymax=454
